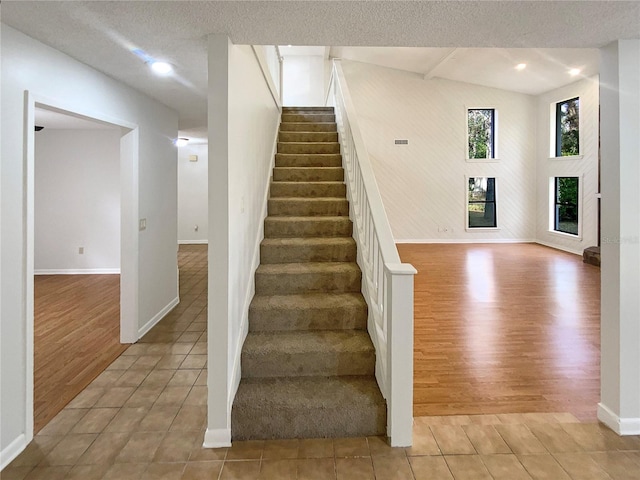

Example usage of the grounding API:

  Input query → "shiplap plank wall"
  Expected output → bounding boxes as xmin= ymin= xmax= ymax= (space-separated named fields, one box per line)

xmin=340 ymin=60 xmax=598 ymax=253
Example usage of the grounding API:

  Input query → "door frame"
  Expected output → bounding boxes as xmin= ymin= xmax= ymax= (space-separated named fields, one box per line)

xmin=23 ymin=91 xmax=139 ymax=439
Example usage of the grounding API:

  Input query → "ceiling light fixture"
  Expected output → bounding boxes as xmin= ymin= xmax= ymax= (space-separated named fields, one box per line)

xmin=569 ymin=68 xmax=581 ymax=76
xmin=175 ymin=137 xmax=189 ymax=147
xmin=515 ymin=63 xmax=527 ymax=71
xmin=151 ymin=61 xmax=173 ymax=75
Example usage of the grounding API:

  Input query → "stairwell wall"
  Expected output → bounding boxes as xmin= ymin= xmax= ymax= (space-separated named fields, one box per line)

xmin=206 ymin=36 xmax=280 ymax=446
xmin=339 ymin=60 xmax=537 ymax=243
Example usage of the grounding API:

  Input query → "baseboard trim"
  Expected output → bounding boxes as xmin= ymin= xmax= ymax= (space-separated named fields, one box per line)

xmin=137 ymin=296 xmax=180 ymax=339
xmin=34 ymin=268 xmax=120 ymax=275
xmin=1 ymin=433 xmax=28 ymax=470
xmin=534 ymin=240 xmax=583 ymax=256
xmin=395 ymin=238 xmax=535 ymax=244
xmin=178 ymin=240 xmax=208 ymax=245
xmin=203 ymin=428 xmax=232 ymax=448
xmin=598 ymin=403 xmax=640 ymax=435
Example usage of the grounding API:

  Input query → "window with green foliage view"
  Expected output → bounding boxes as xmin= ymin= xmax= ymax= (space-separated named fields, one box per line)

xmin=468 ymin=177 xmax=497 ymax=228
xmin=468 ymin=109 xmax=495 ymax=159
xmin=556 ymin=97 xmax=579 ymax=156
xmin=554 ymin=177 xmax=579 ymax=235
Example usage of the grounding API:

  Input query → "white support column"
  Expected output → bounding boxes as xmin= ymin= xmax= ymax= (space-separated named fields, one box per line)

xmin=599 ymin=39 xmax=640 ymax=435
xmin=205 ymin=34 xmax=233 ymax=448
xmin=386 ymin=263 xmax=417 ymax=447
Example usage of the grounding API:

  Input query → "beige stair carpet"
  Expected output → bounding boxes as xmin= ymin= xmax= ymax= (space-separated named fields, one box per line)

xmin=231 ymin=106 xmax=386 ymax=440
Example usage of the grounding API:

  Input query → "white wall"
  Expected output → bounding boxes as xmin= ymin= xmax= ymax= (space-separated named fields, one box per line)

xmin=206 ymin=38 xmax=280 ymax=446
xmin=1 ymin=25 xmax=178 ymax=465
xmin=178 ymin=144 xmax=208 ymax=244
xmin=599 ymin=39 xmax=640 ymax=435
xmin=283 ymin=55 xmax=325 ymax=106
xmin=340 ymin=60 xmax=537 ymax=243
xmin=535 ymin=77 xmax=600 ymax=254
xmin=35 ymin=129 xmax=121 ymax=273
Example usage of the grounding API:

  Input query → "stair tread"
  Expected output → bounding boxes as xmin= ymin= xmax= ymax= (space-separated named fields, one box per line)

xmin=271 ymin=181 xmax=344 ymax=185
xmin=266 ymin=216 xmax=350 ymax=222
xmin=250 ymin=292 xmax=365 ymax=310
xmin=243 ymin=330 xmax=374 ymax=355
xmin=234 ymin=376 xmax=384 ymax=409
xmin=269 ymin=197 xmax=347 ymax=201
xmin=257 ymin=262 xmax=360 ymax=274
xmin=262 ymin=237 xmax=354 ymax=246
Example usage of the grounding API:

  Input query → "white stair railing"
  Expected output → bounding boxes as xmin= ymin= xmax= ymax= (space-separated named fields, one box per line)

xmin=327 ymin=60 xmax=417 ymax=447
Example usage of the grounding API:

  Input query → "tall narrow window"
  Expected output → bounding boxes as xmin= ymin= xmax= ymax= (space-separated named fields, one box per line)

xmin=467 ymin=109 xmax=495 ymax=159
xmin=468 ymin=177 xmax=497 ymax=228
xmin=555 ymin=97 xmax=580 ymax=156
xmin=554 ymin=177 xmax=579 ymax=235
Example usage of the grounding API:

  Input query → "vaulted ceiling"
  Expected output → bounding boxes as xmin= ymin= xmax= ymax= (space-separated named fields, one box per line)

xmin=4 ymin=1 xmax=639 ymax=140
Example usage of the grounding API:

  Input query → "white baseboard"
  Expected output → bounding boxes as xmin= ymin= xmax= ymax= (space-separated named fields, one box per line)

xmin=1 ymin=434 xmax=28 ymax=470
xmin=34 ymin=268 xmax=120 ymax=275
xmin=137 ymin=296 xmax=180 ymax=339
xmin=203 ymin=428 xmax=232 ymax=448
xmin=598 ymin=403 xmax=640 ymax=435
xmin=395 ymin=238 xmax=536 ymax=244
xmin=178 ymin=240 xmax=208 ymax=245
xmin=534 ymin=240 xmax=583 ymax=256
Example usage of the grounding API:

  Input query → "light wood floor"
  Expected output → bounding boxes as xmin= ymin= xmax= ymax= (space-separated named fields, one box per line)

xmin=34 ymin=274 xmax=125 ymax=433
xmin=397 ymin=243 xmax=601 ymax=421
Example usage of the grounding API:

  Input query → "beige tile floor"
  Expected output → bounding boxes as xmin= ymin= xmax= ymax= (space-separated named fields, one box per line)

xmin=3 ymin=245 xmax=640 ymax=480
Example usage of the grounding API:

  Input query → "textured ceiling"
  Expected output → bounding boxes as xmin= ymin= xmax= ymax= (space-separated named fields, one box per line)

xmin=3 ymin=1 xmax=639 ymax=139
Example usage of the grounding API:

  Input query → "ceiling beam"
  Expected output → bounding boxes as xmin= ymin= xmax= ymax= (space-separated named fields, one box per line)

xmin=423 ymin=48 xmax=459 ymax=80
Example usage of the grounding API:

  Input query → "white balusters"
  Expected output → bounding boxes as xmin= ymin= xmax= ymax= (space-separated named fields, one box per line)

xmin=328 ymin=60 xmax=417 ymax=447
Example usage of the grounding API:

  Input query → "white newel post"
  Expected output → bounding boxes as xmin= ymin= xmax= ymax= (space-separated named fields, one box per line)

xmin=386 ymin=263 xmax=417 ymax=447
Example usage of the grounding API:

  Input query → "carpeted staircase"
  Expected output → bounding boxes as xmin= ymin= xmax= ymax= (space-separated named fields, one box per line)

xmin=231 ymin=106 xmax=386 ymax=440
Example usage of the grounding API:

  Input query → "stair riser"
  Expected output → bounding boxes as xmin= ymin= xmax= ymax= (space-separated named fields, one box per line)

xmin=268 ymin=199 xmax=349 ymax=216
xmin=283 ymin=107 xmax=334 ymax=113
xmin=275 ymin=154 xmax=342 ymax=167
xmin=249 ymin=306 xmax=366 ymax=331
xmin=273 ymin=168 xmax=344 ymax=182
xmin=264 ymin=219 xmax=352 ymax=238
xmin=255 ymin=270 xmax=361 ymax=295
xmin=278 ymin=142 xmax=340 ymax=154
xmin=261 ymin=243 xmax=356 ymax=263
xmin=280 ymin=123 xmax=337 ymax=132
xmin=231 ymin=404 xmax=385 ymax=440
xmin=242 ymin=351 xmax=374 ymax=378
xmin=270 ymin=182 xmax=346 ymax=198
xmin=278 ymin=132 xmax=338 ymax=143
xmin=282 ymin=114 xmax=336 ymax=123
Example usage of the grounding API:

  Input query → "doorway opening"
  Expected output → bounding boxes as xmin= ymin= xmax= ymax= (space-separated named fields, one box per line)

xmin=24 ymin=95 xmax=139 ymax=436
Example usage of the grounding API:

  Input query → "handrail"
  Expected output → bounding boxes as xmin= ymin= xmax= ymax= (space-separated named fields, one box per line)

xmin=328 ymin=60 xmax=416 ymax=447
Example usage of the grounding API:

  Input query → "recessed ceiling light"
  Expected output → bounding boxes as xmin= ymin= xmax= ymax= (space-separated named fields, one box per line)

xmin=569 ymin=68 xmax=581 ymax=76
xmin=174 ymin=137 xmax=189 ymax=147
xmin=515 ymin=63 xmax=527 ymax=71
xmin=151 ymin=61 xmax=173 ymax=75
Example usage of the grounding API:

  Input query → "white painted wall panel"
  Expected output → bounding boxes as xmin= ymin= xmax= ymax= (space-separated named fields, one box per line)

xmin=340 ymin=60 xmax=537 ymax=242
xmin=283 ymin=55 xmax=325 ymax=106
xmin=535 ymin=77 xmax=599 ymax=254
xmin=35 ymin=129 xmax=121 ymax=272
xmin=178 ymin=144 xmax=208 ymax=243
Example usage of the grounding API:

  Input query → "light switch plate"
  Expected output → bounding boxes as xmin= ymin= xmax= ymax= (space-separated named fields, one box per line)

xmin=139 ymin=218 xmax=147 ymax=231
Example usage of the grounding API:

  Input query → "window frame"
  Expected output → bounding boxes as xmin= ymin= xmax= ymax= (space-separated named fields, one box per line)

xmin=465 ymin=175 xmax=499 ymax=231
xmin=466 ymin=107 xmax=499 ymax=163
xmin=550 ymin=96 xmax=582 ymax=160
xmin=548 ymin=175 xmax=582 ymax=239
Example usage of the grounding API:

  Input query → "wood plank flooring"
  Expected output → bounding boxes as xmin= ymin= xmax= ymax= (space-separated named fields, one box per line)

xmin=34 ymin=274 xmax=125 ymax=433
xmin=397 ymin=243 xmax=601 ymax=421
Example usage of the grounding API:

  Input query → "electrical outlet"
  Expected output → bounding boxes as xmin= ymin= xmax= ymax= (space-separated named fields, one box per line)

xmin=139 ymin=218 xmax=147 ymax=231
